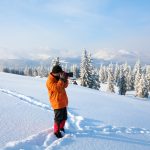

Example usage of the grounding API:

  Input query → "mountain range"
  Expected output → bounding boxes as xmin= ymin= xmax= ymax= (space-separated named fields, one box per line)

xmin=0 ymin=50 xmax=149 ymax=68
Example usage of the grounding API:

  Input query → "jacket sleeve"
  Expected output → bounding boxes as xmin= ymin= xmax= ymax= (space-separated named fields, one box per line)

xmin=46 ymin=77 xmax=65 ymax=93
xmin=64 ymin=80 xmax=69 ymax=88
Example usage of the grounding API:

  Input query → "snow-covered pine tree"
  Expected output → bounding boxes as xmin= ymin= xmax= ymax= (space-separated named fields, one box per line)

xmin=99 ymin=64 xmax=106 ymax=83
xmin=24 ymin=66 xmax=29 ymax=76
xmin=3 ymin=67 xmax=10 ymax=73
xmin=107 ymin=67 xmax=115 ymax=93
xmin=32 ymin=68 xmax=38 ymax=77
xmin=104 ymin=66 xmax=108 ymax=82
xmin=37 ymin=66 xmax=48 ymax=77
xmin=114 ymin=63 xmax=120 ymax=84
xmin=146 ymin=65 xmax=150 ymax=91
xmin=132 ymin=60 xmax=142 ymax=90
xmin=28 ymin=68 xmax=33 ymax=76
xmin=108 ymin=63 xmax=114 ymax=74
xmin=126 ymin=66 xmax=133 ymax=91
xmin=71 ymin=64 xmax=78 ymax=78
xmin=123 ymin=62 xmax=129 ymax=77
xmin=117 ymin=65 xmax=123 ymax=86
xmin=63 ymin=64 xmax=68 ymax=72
xmin=118 ymin=69 xmax=127 ymax=95
xmin=88 ymin=53 xmax=100 ymax=90
xmin=80 ymin=50 xmax=100 ymax=90
xmin=0 ymin=65 xmax=3 ymax=72
xmin=92 ymin=68 xmax=100 ymax=90
xmin=133 ymin=60 xmax=142 ymax=76
xmin=130 ymin=71 xmax=135 ymax=90
xmin=80 ymin=49 xmax=88 ymax=87
xmin=50 ymin=57 xmax=61 ymax=71
xmin=135 ymin=68 xmax=142 ymax=96
xmin=24 ymin=66 xmax=32 ymax=76
xmin=55 ymin=57 xmax=61 ymax=66
xmin=143 ymin=65 xmax=147 ymax=75
xmin=136 ymin=74 xmax=149 ymax=98
xmin=85 ymin=53 xmax=93 ymax=88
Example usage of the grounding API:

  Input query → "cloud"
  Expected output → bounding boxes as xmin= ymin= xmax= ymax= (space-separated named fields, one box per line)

xmin=93 ymin=49 xmax=116 ymax=60
xmin=0 ymin=46 xmax=149 ymax=64
xmin=92 ymin=49 xmax=141 ymax=63
xmin=0 ymin=46 xmax=81 ymax=60
xmin=28 ymin=47 xmax=81 ymax=59
xmin=118 ymin=49 xmax=138 ymax=57
xmin=0 ymin=47 xmax=20 ymax=59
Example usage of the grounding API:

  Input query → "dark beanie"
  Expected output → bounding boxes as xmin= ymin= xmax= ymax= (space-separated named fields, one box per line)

xmin=52 ymin=65 xmax=63 ymax=73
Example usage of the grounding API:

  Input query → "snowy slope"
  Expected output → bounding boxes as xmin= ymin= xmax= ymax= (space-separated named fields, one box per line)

xmin=0 ymin=72 xmax=150 ymax=150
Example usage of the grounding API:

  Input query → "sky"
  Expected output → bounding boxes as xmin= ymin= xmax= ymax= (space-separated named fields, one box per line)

xmin=0 ymin=0 xmax=150 ymax=62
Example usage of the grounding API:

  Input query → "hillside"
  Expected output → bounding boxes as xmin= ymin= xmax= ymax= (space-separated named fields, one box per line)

xmin=0 ymin=72 xmax=150 ymax=150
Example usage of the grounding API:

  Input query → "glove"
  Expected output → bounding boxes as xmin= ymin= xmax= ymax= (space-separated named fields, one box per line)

xmin=60 ymin=72 xmax=67 ymax=82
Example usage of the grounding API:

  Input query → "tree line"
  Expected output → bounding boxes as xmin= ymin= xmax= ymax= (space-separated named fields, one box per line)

xmin=0 ymin=57 xmax=80 ymax=78
xmin=1 ymin=50 xmax=150 ymax=98
xmin=80 ymin=49 xmax=150 ymax=98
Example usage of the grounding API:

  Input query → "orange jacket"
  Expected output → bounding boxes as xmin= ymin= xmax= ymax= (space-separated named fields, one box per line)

xmin=46 ymin=73 xmax=68 ymax=109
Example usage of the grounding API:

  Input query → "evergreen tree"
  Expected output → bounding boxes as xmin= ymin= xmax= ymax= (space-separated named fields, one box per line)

xmin=32 ymin=68 xmax=38 ymax=77
xmin=118 ymin=70 xmax=127 ymax=95
xmin=0 ymin=66 xmax=3 ymax=72
xmin=3 ymin=67 xmax=10 ymax=73
xmin=122 ymin=62 xmax=133 ymax=91
xmin=85 ymin=53 xmax=93 ymax=88
xmin=63 ymin=64 xmax=68 ymax=72
xmin=92 ymin=68 xmax=100 ymax=90
xmin=126 ymin=66 xmax=133 ymax=91
xmin=117 ymin=65 xmax=123 ymax=86
xmin=123 ymin=62 xmax=129 ymax=81
xmin=130 ymin=71 xmax=135 ymax=90
xmin=146 ymin=65 xmax=150 ymax=91
xmin=80 ymin=49 xmax=88 ymax=87
xmin=99 ymin=65 xmax=106 ymax=83
xmin=88 ymin=53 xmax=100 ymax=90
xmin=24 ymin=66 xmax=32 ymax=76
xmin=70 ymin=64 xmax=78 ymax=78
xmin=108 ymin=63 xmax=114 ymax=74
xmin=133 ymin=60 xmax=142 ymax=76
xmin=114 ymin=63 xmax=120 ymax=84
xmin=80 ymin=50 xmax=100 ymax=90
xmin=107 ymin=67 xmax=115 ymax=93
xmin=132 ymin=60 xmax=142 ymax=89
xmin=50 ymin=57 xmax=61 ymax=71
xmin=104 ymin=66 xmax=108 ymax=82
xmin=135 ymin=68 xmax=142 ymax=96
xmin=37 ymin=66 xmax=48 ymax=77
xmin=136 ymin=74 xmax=149 ymax=98
xmin=143 ymin=65 xmax=147 ymax=75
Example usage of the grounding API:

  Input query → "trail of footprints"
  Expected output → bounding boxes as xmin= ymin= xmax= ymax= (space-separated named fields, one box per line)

xmin=1 ymin=88 xmax=150 ymax=150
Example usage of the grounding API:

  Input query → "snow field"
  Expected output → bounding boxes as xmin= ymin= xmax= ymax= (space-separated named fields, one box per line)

xmin=1 ymin=87 xmax=150 ymax=150
xmin=1 ymin=72 xmax=150 ymax=150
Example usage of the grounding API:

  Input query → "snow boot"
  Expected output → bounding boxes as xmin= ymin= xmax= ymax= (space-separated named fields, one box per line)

xmin=54 ymin=122 xmax=63 ymax=138
xmin=60 ymin=120 xmax=66 ymax=133
xmin=54 ymin=131 xmax=63 ymax=138
xmin=60 ymin=128 xmax=65 ymax=133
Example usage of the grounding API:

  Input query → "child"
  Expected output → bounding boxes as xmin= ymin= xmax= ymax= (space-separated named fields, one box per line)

xmin=46 ymin=65 xmax=68 ymax=138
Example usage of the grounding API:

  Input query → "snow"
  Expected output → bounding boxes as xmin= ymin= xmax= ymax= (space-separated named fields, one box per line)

xmin=0 ymin=72 xmax=150 ymax=150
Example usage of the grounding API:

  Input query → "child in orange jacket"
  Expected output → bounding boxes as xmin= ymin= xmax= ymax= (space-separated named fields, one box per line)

xmin=46 ymin=65 xmax=68 ymax=138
